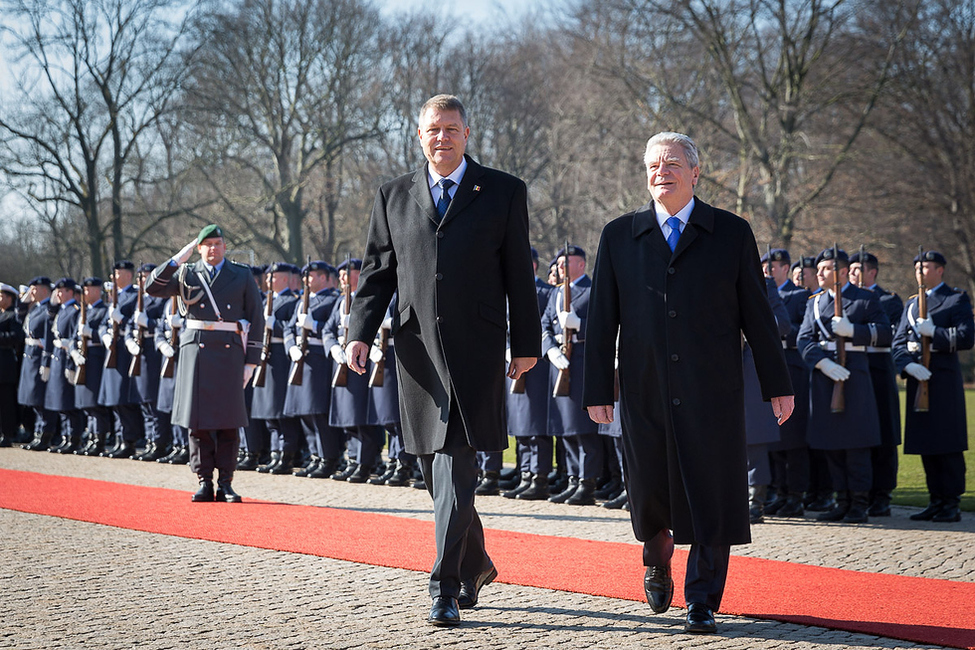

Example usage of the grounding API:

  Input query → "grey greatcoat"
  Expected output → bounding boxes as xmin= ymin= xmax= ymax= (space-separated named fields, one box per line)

xmin=18 ymin=300 xmax=53 ymax=408
xmin=583 ymin=199 xmax=793 ymax=547
xmin=146 ymin=260 xmax=263 ymax=430
xmin=347 ymin=155 xmax=542 ymax=456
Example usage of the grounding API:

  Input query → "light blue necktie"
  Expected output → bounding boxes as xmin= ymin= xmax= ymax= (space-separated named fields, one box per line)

xmin=436 ymin=179 xmax=455 ymax=221
xmin=666 ymin=216 xmax=682 ymax=252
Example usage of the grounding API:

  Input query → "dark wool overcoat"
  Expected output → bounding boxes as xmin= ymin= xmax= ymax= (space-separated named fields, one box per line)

xmin=583 ymin=199 xmax=792 ymax=547
xmin=348 ymin=156 xmax=542 ymax=456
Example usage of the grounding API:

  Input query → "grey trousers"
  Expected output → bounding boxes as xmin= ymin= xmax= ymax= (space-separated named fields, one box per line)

xmin=189 ymin=428 xmax=240 ymax=480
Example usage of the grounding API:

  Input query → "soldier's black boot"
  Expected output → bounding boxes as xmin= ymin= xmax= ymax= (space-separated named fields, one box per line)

xmin=106 ymin=441 xmax=135 ymax=459
xmin=332 ymin=461 xmax=358 ymax=481
xmin=257 ymin=451 xmax=282 ymax=473
xmin=192 ymin=478 xmax=215 ymax=502
xmin=566 ymin=478 xmax=597 ymax=506
xmin=842 ymin=491 xmax=870 ymax=523
xmin=503 ymin=471 xmax=533 ymax=499
xmin=293 ymin=455 xmax=321 ymax=477
xmin=517 ymin=474 xmax=552 ymax=501
xmin=593 ymin=476 xmax=623 ymax=500
xmin=474 ymin=471 xmax=501 ymax=496
xmin=932 ymin=496 xmax=961 ymax=523
xmin=133 ymin=441 xmax=155 ymax=461
xmin=24 ymin=431 xmax=52 ymax=451
xmin=603 ymin=489 xmax=628 ymax=509
xmin=215 ymin=473 xmax=242 ymax=503
xmin=0 ymin=433 xmax=9 ymax=448
xmin=776 ymin=492 xmax=805 ymax=518
xmin=748 ymin=485 xmax=767 ymax=524
xmin=308 ymin=456 xmax=339 ymax=479
xmin=369 ymin=461 xmax=397 ymax=485
xmin=268 ymin=452 xmax=295 ymax=475
xmin=347 ymin=463 xmax=374 ymax=484
xmin=236 ymin=452 xmax=260 ymax=471
xmin=100 ymin=435 xmax=122 ymax=457
xmin=910 ymin=497 xmax=945 ymax=521
xmin=764 ymin=489 xmax=789 ymax=516
xmin=816 ymin=492 xmax=850 ymax=522
xmin=168 ymin=445 xmax=190 ymax=465
xmin=385 ymin=460 xmax=414 ymax=486
xmin=549 ymin=476 xmax=579 ymax=504
xmin=48 ymin=433 xmax=70 ymax=454
xmin=867 ymin=491 xmax=892 ymax=517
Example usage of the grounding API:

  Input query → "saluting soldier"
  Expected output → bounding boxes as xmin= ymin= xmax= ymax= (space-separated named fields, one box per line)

xmin=849 ymin=251 xmax=904 ymax=517
xmin=543 ymin=245 xmax=602 ymax=506
xmin=0 ymin=282 xmax=24 ymax=447
xmin=797 ymin=247 xmax=890 ymax=524
xmin=892 ymin=250 xmax=972 ymax=523
xmin=146 ymin=224 xmax=264 ymax=502
xmin=19 ymin=277 xmax=56 ymax=451
xmin=763 ymin=250 xmax=813 ymax=518
xmin=153 ymin=296 xmax=189 ymax=465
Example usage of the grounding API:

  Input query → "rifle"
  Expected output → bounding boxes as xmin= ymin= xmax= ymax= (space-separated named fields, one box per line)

xmin=288 ymin=257 xmax=312 ymax=386
xmin=160 ymin=298 xmax=179 ymax=379
xmin=914 ymin=245 xmax=930 ymax=412
xmin=856 ymin=244 xmax=867 ymax=288
xmin=105 ymin=279 xmax=119 ymax=369
xmin=830 ymin=242 xmax=846 ymax=413
xmin=128 ymin=267 xmax=145 ymax=377
xmin=553 ymin=240 xmax=573 ymax=398
xmin=252 ymin=270 xmax=275 ymax=388
xmin=72 ymin=291 xmax=88 ymax=386
xmin=368 ymin=326 xmax=388 ymax=388
xmin=332 ymin=253 xmax=351 ymax=388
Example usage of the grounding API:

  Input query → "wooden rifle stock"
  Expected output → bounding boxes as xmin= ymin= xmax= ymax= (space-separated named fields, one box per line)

xmin=510 ymin=369 xmax=527 ymax=394
xmin=553 ymin=245 xmax=573 ymax=398
xmin=830 ymin=243 xmax=846 ymax=413
xmin=332 ymin=255 xmax=352 ymax=388
xmin=160 ymin=298 xmax=178 ymax=379
xmin=252 ymin=271 xmax=275 ymax=388
xmin=128 ymin=270 xmax=145 ymax=377
xmin=368 ymin=327 xmax=388 ymax=388
xmin=288 ymin=263 xmax=312 ymax=386
xmin=105 ymin=280 xmax=119 ymax=369
xmin=914 ymin=245 xmax=930 ymax=412
xmin=72 ymin=294 xmax=88 ymax=386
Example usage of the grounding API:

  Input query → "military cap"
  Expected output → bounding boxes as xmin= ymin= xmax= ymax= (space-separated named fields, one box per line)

xmin=250 ymin=264 xmax=265 ymax=277
xmin=302 ymin=260 xmax=333 ymax=275
xmin=81 ymin=277 xmax=103 ymax=287
xmin=336 ymin=258 xmax=363 ymax=271
xmin=815 ymin=248 xmax=849 ymax=266
xmin=267 ymin=261 xmax=291 ymax=274
xmin=138 ymin=263 xmax=157 ymax=274
xmin=530 ymin=246 xmax=539 ymax=262
xmin=760 ymin=248 xmax=791 ymax=265
xmin=197 ymin=223 xmax=224 ymax=244
xmin=848 ymin=251 xmax=878 ymax=266
xmin=0 ymin=282 xmax=18 ymax=297
xmin=914 ymin=250 xmax=947 ymax=266
xmin=53 ymin=277 xmax=78 ymax=290
xmin=556 ymin=245 xmax=586 ymax=260
xmin=28 ymin=276 xmax=53 ymax=287
xmin=112 ymin=260 xmax=135 ymax=271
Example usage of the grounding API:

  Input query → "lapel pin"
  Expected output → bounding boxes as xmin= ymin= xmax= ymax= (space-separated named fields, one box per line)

xmin=473 ymin=185 xmax=481 ymax=192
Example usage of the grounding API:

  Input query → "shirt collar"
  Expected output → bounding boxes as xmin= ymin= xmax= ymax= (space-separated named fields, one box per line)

xmin=427 ymin=157 xmax=468 ymax=192
xmin=654 ymin=196 xmax=695 ymax=230
xmin=204 ymin=259 xmax=225 ymax=274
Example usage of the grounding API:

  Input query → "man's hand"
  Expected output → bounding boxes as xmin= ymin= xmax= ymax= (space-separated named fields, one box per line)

xmin=172 ymin=239 xmax=197 ymax=266
xmin=39 ymin=366 xmax=50 ymax=382
xmin=904 ymin=362 xmax=932 ymax=381
xmin=125 ymin=339 xmax=141 ymax=356
xmin=546 ymin=347 xmax=570 ymax=370
xmin=369 ymin=345 xmax=384 ymax=364
xmin=297 ymin=313 xmax=316 ymax=332
xmin=507 ymin=356 xmax=537 ymax=380
xmin=587 ymin=404 xmax=614 ymax=424
xmin=329 ymin=344 xmax=347 ymax=365
xmin=770 ymin=395 xmax=795 ymax=425
xmin=133 ymin=311 xmax=149 ymax=329
xmin=77 ymin=321 xmax=93 ymax=338
xmin=158 ymin=341 xmax=175 ymax=358
xmin=288 ymin=346 xmax=303 ymax=363
xmin=264 ymin=314 xmax=276 ymax=331
xmin=557 ymin=310 xmax=581 ymax=332
xmin=346 ymin=340 xmax=370 ymax=375
xmin=830 ymin=315 xmax=854 ymax=338
xmin=916 ymin=318 xmax=936 ymax=338
xmin=815 ymin=358 xmax=850 ymax=382
xmin=242 ymin=363 xmax=255 ymax=388
xmin=70 ymin=350 xmax=86 ymax=366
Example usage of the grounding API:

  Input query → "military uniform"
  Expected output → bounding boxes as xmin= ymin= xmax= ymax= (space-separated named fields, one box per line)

xmin=126 ymin=265 xmax=168 ymax=460
xmin=0 ymin=283 xmax=25 ymax=446
xmin=19 ymin=278 xmax=56 ymax=450
xmin=44 ymin=281 xmax=83 ymax=453
xmin=68 ymin=278 xmax=112 ymax=456
xmin=153 ymin=297 xmax=189 ymax=464
xmin=892 ymin=259 xmax=972 ymax=522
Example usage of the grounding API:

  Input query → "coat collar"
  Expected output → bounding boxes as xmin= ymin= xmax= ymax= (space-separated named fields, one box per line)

xmin=632 ymin=198 xmax=715 ymax=260
xmin=409 ymin=155 xmax=486 ymax=228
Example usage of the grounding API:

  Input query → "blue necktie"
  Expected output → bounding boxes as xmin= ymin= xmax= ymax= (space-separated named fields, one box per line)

xmin=436 ymin=179 xmax=455 ymax=220
xmin=666 ymin=216 xmax=682 ymax=252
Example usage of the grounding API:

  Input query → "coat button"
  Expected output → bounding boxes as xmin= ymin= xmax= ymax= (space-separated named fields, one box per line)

xmin=437 ymin=232 xmax=444 ymax=239
xmin=436 ymin=316 xmax=444 ymax=323
xmin=671 ymin=354 xmax=679 ymax=362
xmin=200 ymin=343 xmax=205 ymax=348
xmin=201 ymin=303 xmax=206 ymax=309
xmin=668 ymin=310 xmax=677 ymax=318
xmin=672 ymin=398 xmax=681 ymax=406
xmin=225 ymin=344 xmax=230 ymax=349
xmin=435 ymin=273 xmax=443 ymax=280
xmin=668 ymin=267 xmax=675 ymax=274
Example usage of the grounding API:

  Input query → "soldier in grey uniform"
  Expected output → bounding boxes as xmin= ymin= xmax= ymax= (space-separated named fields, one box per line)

xmin=19 ymin=277 xmax=56 ymax=451
xmin=126 ymin=263 xmax=169 ymax=461
xmin=45 ymin=278 xmax=83 ymax=453
xmin=69 ymin=278 xmax=112 ymax=456
xmin=0 ymin=282 xmax=24 ymax=447
xmin=154 ymin=296 xmax=190 ymax=465
xmin=146 ymin=224 xmax=264 ymax=502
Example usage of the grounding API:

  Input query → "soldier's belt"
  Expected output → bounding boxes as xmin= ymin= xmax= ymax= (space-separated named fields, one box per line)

xmin=781 ymin=341 xmax=796 ymax=350
xmin=554 ymin=333 xmax=584 ymax=344
xmin=25 ymin=337 xmax=44 ymax=347
xmin=270 ymin=337 xmax=284 ymax=344
xmin=820 ymin=341 xmax=867 ymax=352
xmin=185 ymin=319 xmax=240 ymax=333
xmin=866 ymin=346 xmax=891 ymax=353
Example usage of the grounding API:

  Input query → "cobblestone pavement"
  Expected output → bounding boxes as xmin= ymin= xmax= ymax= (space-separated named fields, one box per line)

xmin=2 ymin=447 xmax=971 ymax=649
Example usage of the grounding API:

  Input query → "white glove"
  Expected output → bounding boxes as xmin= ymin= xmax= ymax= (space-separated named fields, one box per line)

xmin=77 ymin=322 xmax=93 ymax=338
xmin=916 ymin=318 xmax=936 ymax=338
xmin=167 ymin=312 xmax=183 ymax=330
xmin=558 ymin=310 xmax=581 ymax=331
xmin=242 ymin=364 xmax=255 ymax=388
xmin=381 ymin=316 xmax=393 ymax=330
xmin=831 ymin=315 xmax=855 ymax=338
xmin=904 ymin=362 xmax=932 ymax=382
xmin=369 ymin=345 xmax=384 ymax=364
xmin=70 ymin=349 xmax=87 ymax=366
xmin=297 ymin=312 xmax=316 ymax=331
xmin=39 ymin=366 xmax=50 ymax=382
xmin=288 ymin=346 xmax=303 ymax=363
xmin=133 ymin=311 xmax=149 ymax=328
xmin=172 ymin=239 xmax=197 ymax=266
xmin=158 ymin=341 xmax=175 ymax=358
xmin=109 ymin=306 xmax=124 ymax=324
xmin=505 ymin=347 xmax=512 ymax=364
xmin=264 ymin=314 xmax=276 ymax=331
xmin=547 ymin=347 xmax=570 ymax=370
xmin=125 ymin=339 xmax=141 ymax=356
xmin=815 ymin=358 xmax=851 ymax=382
xmin=341 ymin=313 xmax=351 ymax=329
xmin=101 ymin=333 xmax=114 ymax=349
xmin=330 ymin=344 xmax=347 ymax=365
xmin=52 ymin=338 xmax=64 ymax=349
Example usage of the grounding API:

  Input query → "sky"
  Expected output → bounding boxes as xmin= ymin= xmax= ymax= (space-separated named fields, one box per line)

xmin=378 ymin=0 xmax=556 ymax=25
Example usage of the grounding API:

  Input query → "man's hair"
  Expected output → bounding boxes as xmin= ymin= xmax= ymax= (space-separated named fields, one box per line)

xmin=644 ymin=132 xmax=700 ymax=168
xmin=419 ymin=94 xmax=468 ymax=128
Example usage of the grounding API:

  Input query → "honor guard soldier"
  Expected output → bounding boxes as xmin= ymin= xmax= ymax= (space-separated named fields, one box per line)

xmin=0 ymin=282 xmax=24 ymax=447
xmin=543 ymin=245 xmax=602 ymax=506
xmin=503 ymin=247 xmax=555 ymax=500
xmin=126 ymin=263 xmax=169 ymax=461
xmin=43 ymin=279 xmax=83 ymax=453
xmin=70 ymin=278 xmax=112 ymax=456
xmin=239 ymin=265 xmax=272 ymax=467
xmin=98 ymin=260 xmax=144 ymax=458
xmin=154 ymin=297 xmax=189 ymax=465
xmin=19 ymin=277 xmax=56 ymax=451
xmin=849 ymin=250 xmax=904 ymax=516
xmin=791 ymin=256 xmax=819 ymax=293
xmin=796 ymin=247 xmax=890 ymax=523
xmin=762 ymin=250 xmax=813 ymax=517
xmin=146 ymin=224 xmax=264 ymax=502
xmin=282 ymin=260 xmax=342 ymax=478
xmin=892 ymin=250 xmax=972 ymax=523
xmin=246 ymin=262 xmax=299 ymax=471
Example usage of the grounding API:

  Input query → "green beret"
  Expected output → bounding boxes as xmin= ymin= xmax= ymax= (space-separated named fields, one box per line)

xmin=197 ymin=224 xmax=224 ymax=244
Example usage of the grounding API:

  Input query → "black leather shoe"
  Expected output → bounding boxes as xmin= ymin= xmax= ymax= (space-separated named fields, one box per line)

xmin=602 ymin=490 xmax=628 ymax=509
xmin=566 ymin=478 xmax=597 ymax=506
xmin=644 ymin=565 xmax=673 ymax=614
xmin=168 ymin=446 xmax=189 ymax=465
xmin=368 ymin=463 xmax=396 ymax=485
xmin=548 ymin=476 xmax=579 ymax=504
xmin=910 ymin=499 xmax=945 ymax=521
xmin=237 ymin=453 xmax=261 ymax=471
xmin=346 ymin=464 xmax=373 ymax=484
xmin=516 ymin=476 xmax=551 ymax=501
xmin=933 ymin=505 xmax=962 ymax=522
xmin=384 ymin=462 xmax=413 ymax=486
xmin=776 ymin=495 xmax=804 ymax=518
xmin=308 ymin=457 xmax=339 ymax=479
xmin=215 ymin=479 xmax=242 ymax=503
xmin=192 ymin=479 xmax=215 ymax=502
xmin=293 ymin=456 xmax=321 ymax=477
xmin=684 ymin=602 xmax=717 ymax=634
xmin=332 ymin=462 xmax=358 ymax=481
xmin=428 ymin=596 xmax=460 ymax=627
xmin=458 ymin=564 xmax=498 ymax=609
xmin=474 ymin=472 xmax=500 ymax=496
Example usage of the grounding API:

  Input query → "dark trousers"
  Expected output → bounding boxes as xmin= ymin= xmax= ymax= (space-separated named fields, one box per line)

xmin=770 ymin=447 xmax=810 ymax=495
xmin=921 ymin=453 xmax=966 ymax=498
xmin=746 ymin=443 xmax=771 ymax=486
xmin=643 ymin=529 xmax=730 ymax=612
xmin=824 ymin=447 xmax=872 ymax=493
xmin=189 ymin=428 xmax=240 ymax=480
xmin=417 ymin=406 xmax=491 ymax=600
xmin=298 ymin=414 xmax=341 ymax=458
xmin=477 ymin=450 xmax=503 ymax=472
xmin=0 ymin=384 xmax=18 ymax=437
xmin=807 ymin=448 xmax=833 ymax=494
xmin=57 ymin=410 xmax=84 ymax=444
xmin=563 ymin=433 xmax=604 ymax=480
xmin=386 ymin=424 xmax=415 ymax=463
xmin=870 ymin=442 xmax=899 ymax=494
xmin=84 ymin=405 xmax=113 ymax=441
xmin=114 ymin=404 xmax=144 ymax=443
xmin=32 ymin=406 xmax=56 ymax=435
xmin=140 ymin=402 xmax=159 ymax=443
xmin=529 ymin=435 xmax=554 ymax=476
xmin=242 ymin=413 xmax=270 ymax=455
xmin=155 ymin=409 xmax=173 ymax=450
xmin=348 ymin=425 xmax=383 ymax=466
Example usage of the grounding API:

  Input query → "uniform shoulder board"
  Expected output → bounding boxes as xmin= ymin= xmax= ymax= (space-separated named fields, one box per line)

xmin=907 ymin=294 xmax=918 ymax=300
xmin=807 ymin=293 xmax=817 ymax=300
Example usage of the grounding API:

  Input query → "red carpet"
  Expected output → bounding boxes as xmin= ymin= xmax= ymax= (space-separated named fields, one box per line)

xmin=2 ymin=468 xmax=973 ymax=648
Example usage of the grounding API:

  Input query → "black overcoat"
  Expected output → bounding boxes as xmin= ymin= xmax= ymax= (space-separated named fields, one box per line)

xmin=583 ymin=199 xmax=792 ymax=547
xmin=348 ymin=155 xmax=541 ymax=456
xmin=772 ymin=280 xmax=812 ymax=451
xmin=0 ymin=308 xmax=24 ymax=386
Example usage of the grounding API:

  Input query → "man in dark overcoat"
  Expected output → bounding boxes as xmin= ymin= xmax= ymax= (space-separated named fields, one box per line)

xmin=346 ymin=94 xmax=541 ymax=626
xmin=147 ymin=224 xmax=264 ymax=502
xmin=0 ymin=283 xmax=25 ymax=447
xmin=583 ymin=132 xmax=793 ymax=634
